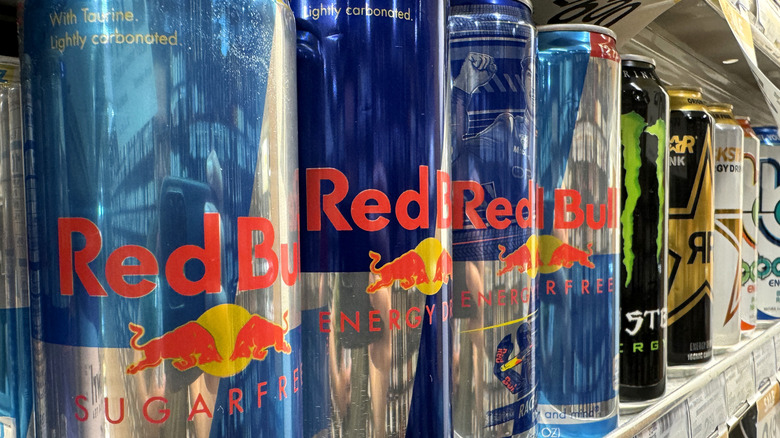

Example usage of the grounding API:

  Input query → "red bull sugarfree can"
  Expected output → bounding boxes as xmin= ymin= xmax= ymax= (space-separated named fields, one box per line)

xmin=22 ymin=1 xmax=301 ymax=435
xmin=536 ymin=24 xmax=621 ymax=437
xmin=292 ymin=0 xmax=451 ymax=434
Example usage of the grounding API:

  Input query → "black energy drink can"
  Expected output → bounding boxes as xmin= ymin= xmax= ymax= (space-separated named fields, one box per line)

xmin=449 ymin=0 xmax=536 ymax=436
xmin=618 ymin=54 xmax=669 ymax=402
xmin=22 ymin=1 xmax=301 ymax=435
xmin=292 ymin=0 xmax=451 ymax=435
xmin=666 ymin=86 xmax=715 ymax=369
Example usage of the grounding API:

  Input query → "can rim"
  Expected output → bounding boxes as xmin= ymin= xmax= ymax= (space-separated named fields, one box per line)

xmin=667 ymin=85 xmax=703 ymax=94
xmin=516 ymin=0 xmax=533 ymax=12
xmin=735 ymin=115 xmax=750 ymax=122
xmin=537 ymin=24 xmax=617 ymax=41
xmin=621 ymin=54 xmax=656 ymax=66
xmin=707 ymin=102 xmax=734 ymax=113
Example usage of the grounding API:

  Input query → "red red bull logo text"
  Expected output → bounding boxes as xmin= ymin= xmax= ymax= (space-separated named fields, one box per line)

xmin=453 ymin=181 xmax=618 ymax=231
xmin=305 ymin=165 xmax=452 ymax=232
xmin=58 ymin=213 xmax=298 ymax=297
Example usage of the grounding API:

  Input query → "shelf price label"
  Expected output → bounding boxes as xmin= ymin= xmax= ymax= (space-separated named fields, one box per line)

xmin=755 ymin=340 xmax=777 ymax=392
xmin=757 ymin=382 xmax=780 ymax=438
xmin=688 ymin=378 xmax=729 ymax=438
xmin=634 ymin=400 xmax=691 ymax=438
xmin=724 ymin=358 xmax=757 ymax=415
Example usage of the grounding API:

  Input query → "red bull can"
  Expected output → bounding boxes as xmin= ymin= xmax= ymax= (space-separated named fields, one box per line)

xmin=449 ymin=0 xmax=536 ymax=436
xmin=291 ymin=0 xmax=451 ymax=435
xmin=735 ymin=116 xmax=759 ymax=335
xmin=536 ymin=24 xmax=621 ymax=438
xmin=0 ymin=59 xmax=33 ymax=438
xmin=755 ymin=126 xmax=780 ymax=324
xmin=666 ymin=86 xmax=714 ymax=369
xmin=22 ymin=1 xmax=301 ymax=435
xmin=708 ymin=103 xmax=743 ymax=351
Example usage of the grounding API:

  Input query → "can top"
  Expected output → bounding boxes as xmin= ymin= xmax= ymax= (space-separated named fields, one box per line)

xmin=621 ymin=54 xmax=656 ymax=67
xmin=707 ymin=103 xmax=738 ymax=125
xmin=735 ymin=116 xmax=759 ymax=138
xmin=537 ymin=24 xmax=617 ymax=41
xmin=450 ymin=0 xmax=533 ymax=10
xmin=666 ymin=86 xmax=708 ymax=112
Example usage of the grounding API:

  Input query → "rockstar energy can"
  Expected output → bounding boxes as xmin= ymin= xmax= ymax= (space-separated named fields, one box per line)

xmin=666 ymin=87 xmax=714 ymax=369
xmin=708 ymin=103 xmax=743 ymax=351
xmin=22 ymin=1 xmax=301 ymax=435
xmin=735 ymin=116 xmax=760 ymax=335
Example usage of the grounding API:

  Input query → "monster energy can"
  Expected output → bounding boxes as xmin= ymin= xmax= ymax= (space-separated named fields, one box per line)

xmin=666 ymin=87 xmax=714 ymax=369
xmin=618 ymin=54 xmax=669 ymax=403
xmin=735 ymin=116 xmax=759 ymax=335
xmin=449 ymin=0 xmax=537 ymax=436
xmin=708 ymin=103 xmax=743 ymax=351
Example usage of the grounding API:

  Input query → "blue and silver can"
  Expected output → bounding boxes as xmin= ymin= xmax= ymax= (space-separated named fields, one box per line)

xmin=755 ymin=126 xmax=780 ymax=325
xmin=449 ymin=0 xmax=536 ymax=436
xmin=0 ymin=59 xmax=34 ymax=438
xmin=536 ymin=24 xmax=621 ymax=437
xmin=292 ymin=0 xmax=451 ymax=436
xmin=22 ymin=1 xmax=301 ymax=435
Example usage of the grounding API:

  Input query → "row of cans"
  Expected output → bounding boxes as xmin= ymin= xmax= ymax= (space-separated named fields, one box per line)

xmin=8 ymin=0 xmax=780 ymax=438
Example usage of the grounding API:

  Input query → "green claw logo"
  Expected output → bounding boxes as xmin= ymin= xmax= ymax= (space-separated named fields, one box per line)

xmin=621 ymin=112 xmax=666 ymax=287
xmin=742 ymin=260 xmax=756 ymax=285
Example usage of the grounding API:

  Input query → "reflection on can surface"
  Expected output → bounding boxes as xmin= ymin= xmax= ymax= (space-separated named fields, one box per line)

xmin=22 ymin=1 xmax=301 ymax=435
xmin=536 ymin=24 xmax=621 ymax=438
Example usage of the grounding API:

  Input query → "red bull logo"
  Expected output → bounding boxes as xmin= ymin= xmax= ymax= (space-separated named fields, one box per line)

xmin=127 ymin=304 xmax=291 ymax=377
xmin=366 ymin=237 xmax=452 ymax=295
xmin=496 ymin=235 xmax=595 ymax=279
xmin=57 ymin=214 xmax=298 ymax=298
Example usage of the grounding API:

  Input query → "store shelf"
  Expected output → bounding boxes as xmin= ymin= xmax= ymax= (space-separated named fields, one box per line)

xmin=622 ymin=0 xmax=778 ymax=126
xmin=607 ymin=323 xmax=780 ymax=437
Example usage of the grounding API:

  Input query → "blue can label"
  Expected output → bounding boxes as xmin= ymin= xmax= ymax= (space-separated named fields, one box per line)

xmin=24 ymin=0 xmax=302 ymax=434
xmin=536 ymin=29 xmax=621 ymax=436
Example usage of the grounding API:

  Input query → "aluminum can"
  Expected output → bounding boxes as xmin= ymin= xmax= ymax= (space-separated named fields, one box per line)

xmin=292 ymin=0 xmax=451 ymax=435
xmin=666 ymin=87 xmax=714 ymax=367
xmin=735 ymin=116 xmax=760 ymax=335
xmin=618 ymin=54 xmax=669 ymax=403
xmin=755 ymin=126 xmax=780 ymax=324
xmin=449 ymin=0 xmax=536 ymax=436
xmin=0 ymin=59 xmax=33 ymax=438
xmin=536 ymin=24 xmax=621 ymax=438
xmin=708 ymin=103 xmax=743 ymax=351
xmin=22 ymin=1 xmax=301 ymax=435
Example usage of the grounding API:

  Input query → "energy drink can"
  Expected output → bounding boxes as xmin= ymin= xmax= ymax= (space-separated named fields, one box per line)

xmin=618 ymin=54 xmax=669 ymax=403
xmin=735 ymin=116 xmax=760 ymax=335
xmin=536 ymin=24 xmax=621 ymax=438
xmin=449 ymin=0 xmax=536 ymax=436
xmin=666 ymin=87 xmax=714 ymax=368
xmin=708 ymin=103 xmax=743 ymax=351
xmin=0 ymin=59 xmax=33 ymax=438
xmin=292 ymin=0 xmax=451 ymax=435
xmin=755 ymin=126 xmax=780 ymax=324
xmin=22 ymin=1 xmax=301 ymax=435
